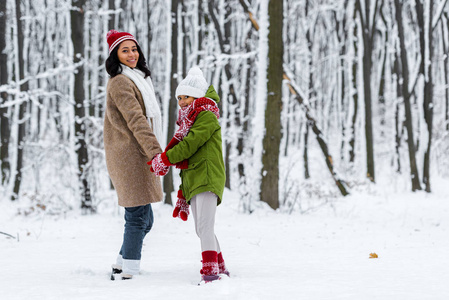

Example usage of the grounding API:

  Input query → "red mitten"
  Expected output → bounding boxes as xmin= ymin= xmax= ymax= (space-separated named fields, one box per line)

xmin=148 ymin=153 xmax=170 ymax=176
xmin=172 ymin=190 xmax=189 ymax=221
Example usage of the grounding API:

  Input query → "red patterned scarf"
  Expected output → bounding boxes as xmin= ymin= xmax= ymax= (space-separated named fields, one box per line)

xmin=174 ymin=98 xmax=220 ymax=141
xmin=166 ymin=97 xmax=220 ymax=154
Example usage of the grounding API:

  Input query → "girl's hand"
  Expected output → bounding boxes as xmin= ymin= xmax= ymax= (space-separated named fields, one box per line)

xmin=173 ymin=190 xmax=189 ymax=221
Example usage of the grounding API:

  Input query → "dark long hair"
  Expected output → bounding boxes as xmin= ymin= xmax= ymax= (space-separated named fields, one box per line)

xmin=105 ymin=43 xmax=152 ymax=78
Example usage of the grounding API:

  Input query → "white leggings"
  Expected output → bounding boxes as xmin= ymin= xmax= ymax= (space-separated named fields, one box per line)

xmin=190 ymin=191 xmax=222 ymax=252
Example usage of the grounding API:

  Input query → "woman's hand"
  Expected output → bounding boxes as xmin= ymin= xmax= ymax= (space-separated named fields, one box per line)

xmin=148 ymin=153 xmax=170 ymax=176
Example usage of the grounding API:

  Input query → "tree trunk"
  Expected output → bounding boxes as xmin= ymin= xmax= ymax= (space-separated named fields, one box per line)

xmin=304 ymin=0 xmax=313 ymax=181
xmin=260 ymin=0 xmax=283 ymax=210
xmin=118 ymin=0 xmax=128 ymax=30
xmin=443 ymin=13 xmax=449 ymax=131
xmin=239 ymin=56 xmax=251 ymax=179
xmin=221 ymin=1 xmax=235 ymax=189
xmin=333 ymin=1 xmax=349 ymax=163
xmin=108 ymin=0 xmax=115 ymax=30
xmin=394 ymin=53 xmax=403 ymax=173
xmin=303 ymin=124 xmax=310 ymax=179
xmin=378 ymin=3 xmax=388 ymax=136
xmin=356 ymin=0 xmax=376 ymax=182
xmin=181 ymin=0 xmax=187 ymax=76
xmin=416 ymin=0 xmax=434 ymax=192
xmin=0 ymin=0 xmax=10 ymax=186
xmin=71 ymin=0 xmax=93 ymax=211
xmin=164 ymin=0 xmax=180 ymax=206
xmin=224 ymin=1 xmax=232 ymax=190
xmin=196 ymin=0 xmax=203 ymax=64
xmin=12 ymin=0 xmax=29 ymax=200
xmin=349 ymin=3 xmax=358 ymax=164
xmin=394 ymin=0 xmax=422 ymax=191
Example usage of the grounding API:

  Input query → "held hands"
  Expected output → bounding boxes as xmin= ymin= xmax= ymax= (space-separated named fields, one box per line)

xmin=148 ymin=153 xmax=170 ymax=176
xmin=173 ymin=189 xmax=189 ymax=221
xmin=148 ymin=150 xmax=188 ymax=176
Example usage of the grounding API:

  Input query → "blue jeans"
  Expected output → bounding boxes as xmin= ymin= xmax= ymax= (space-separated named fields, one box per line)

xmin=119 ymin=203 xmax=154 ymax=260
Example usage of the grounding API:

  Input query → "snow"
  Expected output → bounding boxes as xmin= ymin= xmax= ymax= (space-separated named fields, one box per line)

xmin=1 ymin=183 xmax=449 ymax=300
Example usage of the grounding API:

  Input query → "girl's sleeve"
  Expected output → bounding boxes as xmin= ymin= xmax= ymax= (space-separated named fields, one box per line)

xmin=166 ymin=111 xmax=219 ymax=163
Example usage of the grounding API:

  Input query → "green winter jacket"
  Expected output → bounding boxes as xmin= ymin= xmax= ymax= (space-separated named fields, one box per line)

xmin=166 ymin=85 xmax=226 ymax=205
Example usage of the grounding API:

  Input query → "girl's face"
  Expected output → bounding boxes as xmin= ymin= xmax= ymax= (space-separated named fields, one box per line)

xmin=117 ymin=40 xmax=139 ymax=68
xmin=177 ymin=95 xmax=195 ymax=109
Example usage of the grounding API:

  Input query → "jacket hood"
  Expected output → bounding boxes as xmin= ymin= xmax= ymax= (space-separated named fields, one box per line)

xmin=205 ymin=85 xmax=220 ymax=103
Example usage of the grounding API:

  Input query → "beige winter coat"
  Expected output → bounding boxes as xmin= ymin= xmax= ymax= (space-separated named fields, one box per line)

xmin=104 ymin=74 xmax=163 ymax=207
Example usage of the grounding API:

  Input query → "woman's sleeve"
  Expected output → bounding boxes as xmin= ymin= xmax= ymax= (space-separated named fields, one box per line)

xmin=108 ymin=76 xmax=162 ymax=160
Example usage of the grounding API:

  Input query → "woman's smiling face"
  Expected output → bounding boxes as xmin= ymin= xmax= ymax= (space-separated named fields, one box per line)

xmin=117 ymin=40 xmax=139 ymax=68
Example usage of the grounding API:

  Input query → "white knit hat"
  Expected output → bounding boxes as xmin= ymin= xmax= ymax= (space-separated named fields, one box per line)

xmin=175 ymin=67 xmax=209 ymax=99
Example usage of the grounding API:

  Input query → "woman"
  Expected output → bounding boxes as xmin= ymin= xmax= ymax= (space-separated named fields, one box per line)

xmin=103 ymin=30 xmax=163 ymax=280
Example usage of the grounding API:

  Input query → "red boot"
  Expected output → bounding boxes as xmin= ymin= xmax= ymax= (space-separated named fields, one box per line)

xmin=218 ymin=252 xmax=230 ymax=277
xmin=200 ymin=251 xmax=220 ymax=282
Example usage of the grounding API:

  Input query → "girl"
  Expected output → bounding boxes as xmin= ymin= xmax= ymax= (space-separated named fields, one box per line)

xmin=104 ymin=30 xmax=163 ymax=280
xmin=150 ymin=67 xmax=230 ymax=283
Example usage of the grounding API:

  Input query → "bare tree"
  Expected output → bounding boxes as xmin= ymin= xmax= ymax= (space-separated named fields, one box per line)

xmin=416 ymin=0 xmax=434 ymax=192
xmin=355 ymin=0 xmax=379 ymax=182
xmin=333 ymin=0 xmax=350 ymax=163
xmin=71 ymin=0 xmax=94 ymax=211
xmin=0 ymin=0 xmax=10 ymax=186
xmin=163 ymin=0 xmax=180 ymax=206
xmin=393 ymin=52 xmax=404 ymax=173
xmin=443 ymin=12 xmax=449 ymax=131
xmin=108 ymin=0 xmax=115 ymax=29
xmin=302 ymin=0 xmax=314 ymax=180
xmin=260 ymin=0 xmax=283 ymax=210
xmin=394 ymin=0 xmax=422 ymax=191
xmin=12 ymin=0 xmax=29 ymax=200
xmin=349 ymin=1 xmax=359 ymax=164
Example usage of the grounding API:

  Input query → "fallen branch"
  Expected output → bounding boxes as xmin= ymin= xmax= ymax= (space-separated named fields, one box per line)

xmin=238 ymin=2 xmax=350 ymax=196
xmin=283 ymin=71 xmax=349 ymax=196
xmin=0 ymin=231 xmax=16 ymax=239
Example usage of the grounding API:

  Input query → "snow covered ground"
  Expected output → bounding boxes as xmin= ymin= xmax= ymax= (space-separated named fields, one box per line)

xmin=1 ymin=183 xmax=449 ymax=300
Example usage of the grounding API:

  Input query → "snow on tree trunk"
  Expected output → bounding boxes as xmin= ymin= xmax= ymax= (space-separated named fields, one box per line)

xmin=71 ymin=0 xmax=93 ymax=211
xmin=394 ymin=0 xmax=422 ymax=191
xmin=12 ymin=0 xmax=28 ymax=201
xmin=0 ymin=0 xmax=10 ymax=187
xmin=163 ymin=0 xmax=180 ymax=206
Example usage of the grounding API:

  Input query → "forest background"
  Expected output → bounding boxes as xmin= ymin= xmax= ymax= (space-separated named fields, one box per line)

xmin=1 ymin=0 xmax=449 ymax=214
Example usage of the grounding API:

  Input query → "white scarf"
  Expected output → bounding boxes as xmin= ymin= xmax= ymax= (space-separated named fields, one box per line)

xmin=120 ymin=64 xmax=163 ymax=146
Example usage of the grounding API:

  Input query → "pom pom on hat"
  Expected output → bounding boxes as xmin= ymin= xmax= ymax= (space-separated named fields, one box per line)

xmin=106 ymin=29 xmax=138 ymax=55
xmin=106 ymin=29 xmax=119 ymax=39
xmin=187 ymin=66 xmax=203 ymax=77
xmin=175 ymin=66 xmax=209 ymax=100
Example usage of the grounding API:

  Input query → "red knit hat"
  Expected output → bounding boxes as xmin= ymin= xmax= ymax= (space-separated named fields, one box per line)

xmin=106 ymin=30 xmax=139 ymax=55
